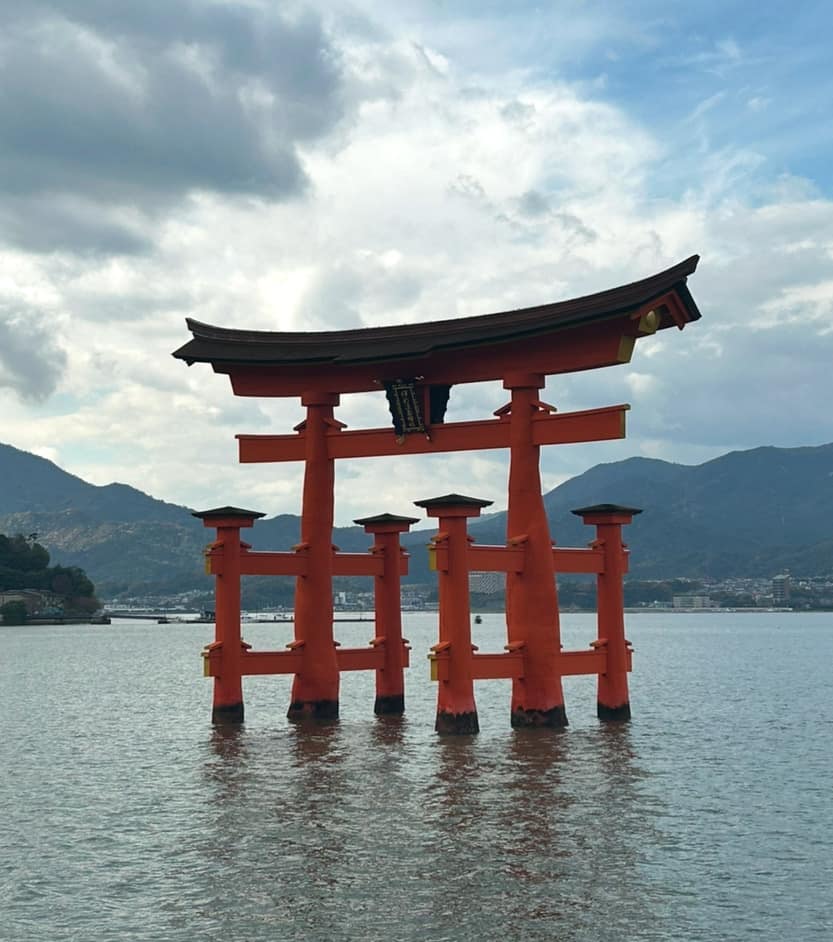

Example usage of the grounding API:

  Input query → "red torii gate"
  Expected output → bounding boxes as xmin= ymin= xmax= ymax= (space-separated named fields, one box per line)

xmin=174 ymin=255 xmax=701 ymax=729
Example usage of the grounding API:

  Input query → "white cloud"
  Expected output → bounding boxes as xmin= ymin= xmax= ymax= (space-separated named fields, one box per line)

xmin=1 ymin=2 xmax=832 ymax=525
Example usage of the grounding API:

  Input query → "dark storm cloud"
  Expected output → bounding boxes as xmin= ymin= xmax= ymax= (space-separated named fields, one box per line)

xmin=0 ymin=1 xmax=345 ymax=252
xmin=0 ymin=195 xmax=153 ymax=255
xmin=0 ymin=303 xmax=67 ymax=400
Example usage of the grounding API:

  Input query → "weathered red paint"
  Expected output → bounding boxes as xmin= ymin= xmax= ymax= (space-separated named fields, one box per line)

xmin=236 ymin=404 xmax=628 ymax=463
xmin=470 ymin=651 xmax=525 ymax=680
xmin=198 ymin=504 xmax=419 ymax=721
xmin=355 ymin=514 xmax=418 ymax=714
xmin=288 ymin=393 xmax=341 ymax=720
xmin=220 ymin=319 xmax=647 ymax=397
xmin=572 ymin=505 xmax=641 ymax=721
xmin=504 ymin=375 xmax=567 ymax=727
xmin=417 ymin=496 xmax=490 ymax=734
xmin=195 ymin=413 xmax=644 ymax=731
xmin=194 ymin=508 xmax=264 ymax=724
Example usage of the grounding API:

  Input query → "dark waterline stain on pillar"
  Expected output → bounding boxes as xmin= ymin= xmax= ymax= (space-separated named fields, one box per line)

xmin=435 ymin=710 xmax=479 ymax=734
xmin=287 ymin=699 xmax=340 ymax=721
xmin=374 ymin=694 xmax=405 ymax=715
xmin=212 ymin=702 xmax=244 ymax=725
xmin=597 ymin=702 xmax=631 ymax=722
xmin=511 ymin=705 xmax=568 ymax=728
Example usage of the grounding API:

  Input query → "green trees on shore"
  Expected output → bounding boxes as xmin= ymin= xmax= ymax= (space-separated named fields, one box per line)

xmin=0 ymin=533 xmax=99 ymax=623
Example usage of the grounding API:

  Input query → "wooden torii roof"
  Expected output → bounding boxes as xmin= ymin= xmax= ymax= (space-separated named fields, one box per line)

xmin=173 ymin=255 xmax=700 ymax=397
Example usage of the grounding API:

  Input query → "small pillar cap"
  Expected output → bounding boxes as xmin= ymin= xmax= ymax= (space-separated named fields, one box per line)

xmin=571 ymin=503 xmax=642 ymax=517
xmin=414 ymin=493 xmax=493 ymax=519
xmin=353 ymin=512 xmax=420 ymax=528
xmin=192 ymin=506 xmax=266 ymax=521
xmin=414 ymin=493 xmax=493 ymax=509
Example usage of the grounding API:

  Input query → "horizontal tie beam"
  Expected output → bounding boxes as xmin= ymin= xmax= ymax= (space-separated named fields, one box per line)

xmin=552 ymin=547 xmax=606 ymax=574
xmin=332 ymin=552 xmax=408 ymax=577
xmin=470 ymin=651 xmax=525 ymax=680
xmin=336 ymin=646 xmax=388 ymax=672
xmin=237 ymin=404 xmax=629 ymax=463
xmin=431 ymin=544 xmax=526 ymax=573
xmin=239 ymin=551 xmax=308 ymax=577
xmin=206 ymin=550 xmax=408 ymax=578
xmin=203 ymin=648 xmax=304 ymax=677
xmin=467 ymin=545 xmax=526 ymax=573
xmin=203 ymin=644 xmax=411 ymax=677
xmin=555 ymin=649 xmax=615 ymax=676
xmin=427 ymin=647 xmax=631 ymax=682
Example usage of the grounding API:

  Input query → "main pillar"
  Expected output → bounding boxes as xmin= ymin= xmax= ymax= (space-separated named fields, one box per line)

xmin=194 ymin=507 xmax=264 ymax=724
xmin=416 ymin=494 xmax=492 ymax=734
xmin=503 ymin=372 xmax=567 ymax=727
xmin=573 ymin=504 xmax=641 ymax=721
xmin=354 ymin=513 xmax=419 ymax=715
xmin=288 ymin=392 xmax=341 ymax=719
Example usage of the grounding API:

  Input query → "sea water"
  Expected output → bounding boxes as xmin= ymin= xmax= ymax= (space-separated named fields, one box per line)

xmin=2 ymin=613 xmax=832 ymax=941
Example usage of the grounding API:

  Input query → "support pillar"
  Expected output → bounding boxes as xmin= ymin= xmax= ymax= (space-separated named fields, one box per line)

xmin=415 ymin=494 xmax=492 ymax=734
xmin=193 ymin=507 xmax=265 ymax=724
xmin=503 ymin=373 xmax=567 ymax=727
xmin=572 ymin=504 xmax=641 ymax=721
xmin=289 ymin=392 xmax=341 ymax=720
xmin=354 ymin=513 xmax=419 ymax=715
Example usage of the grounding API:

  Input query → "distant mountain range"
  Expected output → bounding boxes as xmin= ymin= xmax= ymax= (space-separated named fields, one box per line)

xmin=468 ymin=444 xmax=833 ymax=579
xmin=2 ymin=440 xmax=832 ymax=598
xmin=0 ymin=442 xmax=367 ymax=599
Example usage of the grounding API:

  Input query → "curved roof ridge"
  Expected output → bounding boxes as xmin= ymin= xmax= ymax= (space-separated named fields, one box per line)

xmin=183 ymin=255 xmax=699 ymax=347
xmin=173 ymin=255 xmax=701 ymax=371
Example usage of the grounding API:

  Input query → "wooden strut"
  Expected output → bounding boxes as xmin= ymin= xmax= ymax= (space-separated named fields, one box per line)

xmin=419 ymin=497 xmax=486 ymax=734
xmin=199 ymin=521 xmax=635 ymax=684
xmin=237 ymin=404 xmax=629 ymax=463
xmin=196 ymin=427 xmax=639 ymax=729
xmin=197 ymin=507 xmax=417 ymax=720
xmin=422 ymin=499 xmax=637 ymax=727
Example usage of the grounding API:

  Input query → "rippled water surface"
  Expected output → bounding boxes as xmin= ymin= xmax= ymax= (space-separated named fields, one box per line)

xmin=3 ymin=613 xmax=832 ymax=941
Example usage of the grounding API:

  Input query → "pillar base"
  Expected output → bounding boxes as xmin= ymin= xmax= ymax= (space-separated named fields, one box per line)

xmin=212 ymin=702 xmax=244 ymax=725
xmin=597 ymin=701 xmax=631 ymax=722
xmin=511 ymin=705 xmax=568 ymax=728
xmin=374 ymin=694 xmax=405 ymax=715
xmin=287 ymin=699 xmax=339 ymax=721
xmin=435 ymin=710 xmax=479 ymax=734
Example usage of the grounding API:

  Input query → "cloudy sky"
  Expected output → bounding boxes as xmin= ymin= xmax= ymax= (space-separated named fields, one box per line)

xmin=2 ymin=0 xmax=832 ymax=524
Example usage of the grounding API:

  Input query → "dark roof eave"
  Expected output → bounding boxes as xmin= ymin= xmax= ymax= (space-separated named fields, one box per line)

xmin=172 ymin=255 xmax=700 ymax=368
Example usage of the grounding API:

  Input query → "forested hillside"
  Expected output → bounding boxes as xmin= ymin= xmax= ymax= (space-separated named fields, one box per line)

xmin=0 ymin=532 xmax=98 ymax=618
xmin=3 ymin=440 xmax=833 ymax=599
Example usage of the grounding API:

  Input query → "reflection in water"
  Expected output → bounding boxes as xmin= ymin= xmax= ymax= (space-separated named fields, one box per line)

xmin=285 ymin=722 xmax=347 ymax=904
xmin=433 ymin=735 xmax=480 ymax=808
xmin=494 ymin=724 xmax=657 ymax=938
xmin=503 ymin=726 xmax=572 ymax=861
xmin=208 ymin=722 xmax=248 ymax=760
xmin=195 ymin=709 xmax=665 ymax=940
xmin=597 ymin=720 xmax=638 ymax=774
xmin=498 ymin=730 xmax=576 ymax=928
xmin=204 ymin=723 xmax=251 ymax=800
xmin=287 ymin=719 xmax=342 ymax=767
xmin=6 ymin=615 xmax=831 ymax=941
xmin=556 ymin=724 xmax=661 ymax=938
xmin=370 ymin=713 xmax=408 ymax=748
xmin=368 ymin=715 xmax=411 ymax=786
xmin=506 ymin=725 xmax=570 ymax=777
xmin=196 ymin=721 xmax=354 ymax=939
